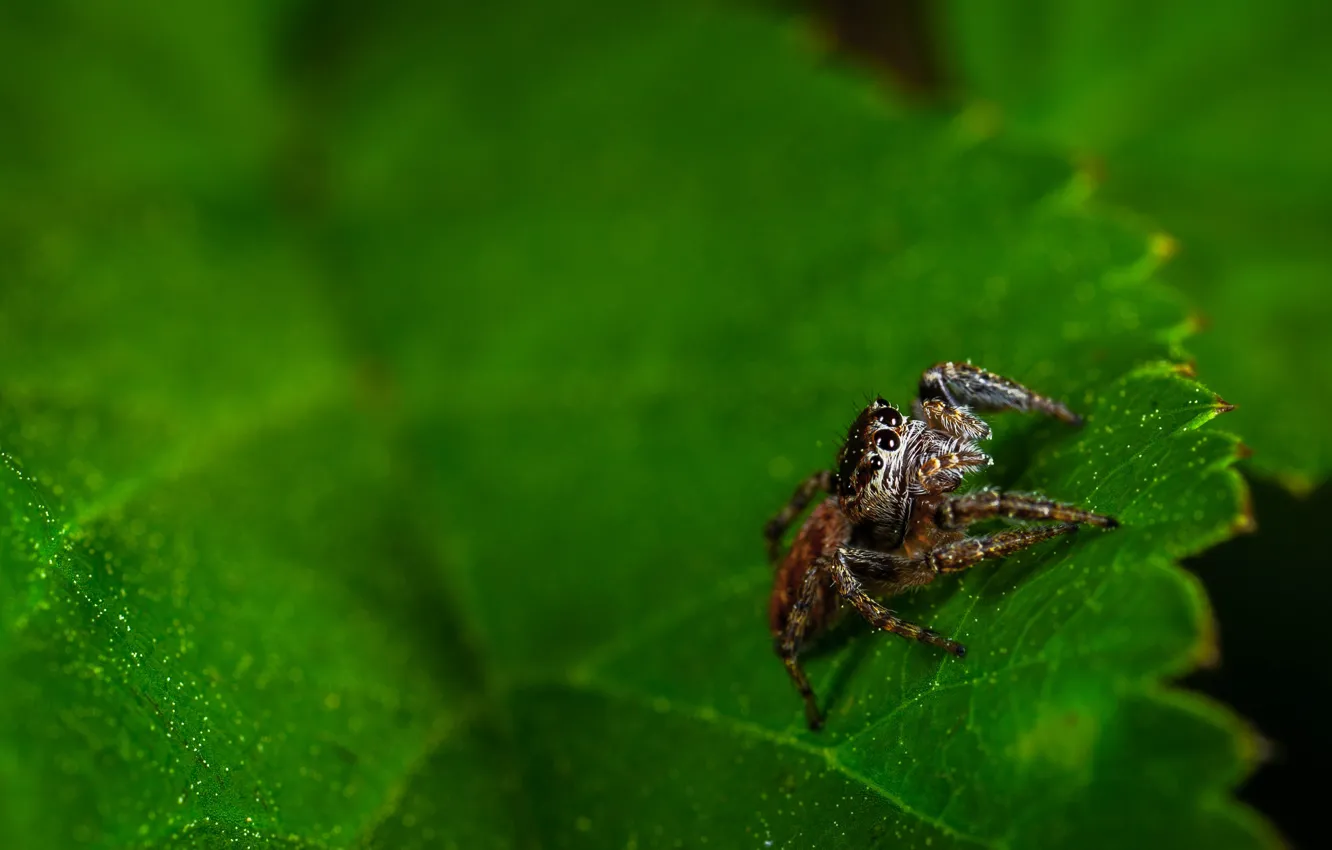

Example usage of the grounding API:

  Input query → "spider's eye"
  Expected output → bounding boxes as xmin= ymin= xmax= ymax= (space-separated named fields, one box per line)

xmin=872 ymin=404 xmax=903 ymax=428
xmin=875 ymin=430 xmax=901 ymax=452
xmin=868 ymin=454 xmax=884 ymax=471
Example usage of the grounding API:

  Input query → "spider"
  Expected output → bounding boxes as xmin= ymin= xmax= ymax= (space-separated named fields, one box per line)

xmin=764 ymin=362 xmax=1117 ymax=730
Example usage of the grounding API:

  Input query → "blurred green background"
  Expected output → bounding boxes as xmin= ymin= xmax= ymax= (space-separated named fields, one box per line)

xmin=1 ymin=1 xmax=1328 ymax=848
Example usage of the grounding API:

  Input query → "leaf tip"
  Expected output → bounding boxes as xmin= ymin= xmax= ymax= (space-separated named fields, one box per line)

xmin=1148 ymin=231 xmax=1179 ymax=262
xmin=1275 ymin=470 xmax=1318 ymax=498
xmin=1231 ymin=484 xmax=1258 ymax=535
xmin=1185 ymin=309 xmax=1211 ymax=335
xmin=1191 ymin=612 xmax=1223 ymax=669
xmin=1073 ymin=152 xmax=1105 ymax=189
xmin=1170 ymin=360 xmax=1199 ymax=379
xmin=1245 ymin=729 xmax=1276 ymax=768
xmin=955 ymin=100 xmax=1003 ymax=141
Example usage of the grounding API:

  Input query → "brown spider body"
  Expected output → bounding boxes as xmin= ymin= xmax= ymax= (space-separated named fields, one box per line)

xmin=764 ymin=362 xmax=1117 ymax=730
xmin=769 ymin=500 xmax=846 ymax=642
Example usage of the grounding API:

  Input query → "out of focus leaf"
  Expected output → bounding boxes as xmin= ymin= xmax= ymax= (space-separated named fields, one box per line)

xmin=940 ymin=0 xmax=1332 ymax=486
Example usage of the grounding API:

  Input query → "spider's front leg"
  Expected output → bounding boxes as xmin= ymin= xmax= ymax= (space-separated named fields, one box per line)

xmin=764 ymin=470 xmax=833 ymax=563
xmin=915 ymin=362 xmax=1082 ymax=431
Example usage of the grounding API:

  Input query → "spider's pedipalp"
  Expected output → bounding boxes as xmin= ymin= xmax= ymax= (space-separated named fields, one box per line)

xmin=914 ymin=449 xmax=992 ymax=494
xmin=914 ymin=398 xmax=992 ymax=441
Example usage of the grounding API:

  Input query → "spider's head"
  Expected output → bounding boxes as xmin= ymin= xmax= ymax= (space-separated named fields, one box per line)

xmin=834 ymin=397 xmax=919 ymax=536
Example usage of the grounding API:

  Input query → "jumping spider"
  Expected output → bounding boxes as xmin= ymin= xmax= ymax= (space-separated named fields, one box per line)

xmin=764 ymin=362 xmax=1117 ymax=730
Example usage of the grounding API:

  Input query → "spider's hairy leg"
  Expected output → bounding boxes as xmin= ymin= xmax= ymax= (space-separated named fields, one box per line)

xmin=830 ymin=527 xmax=1080 ymax=660
xmin=927 ymin=524 xmax=1079 ymax=573
xmin=939 ymin=490 xmax=1118 ymax=530
xmin=777 ymin=564 xmax=828 ymax=730
xmin=764 ymin=470 xmax=834 ymax=563
xmin=918 ymin=361 xmax=1082 ymax=426
xmin=828 ymin=551 xmax=967 ymax=657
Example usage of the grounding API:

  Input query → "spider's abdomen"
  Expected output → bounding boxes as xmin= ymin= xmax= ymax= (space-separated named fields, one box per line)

xmin=769 ymin=498 xmax=850 ymax=639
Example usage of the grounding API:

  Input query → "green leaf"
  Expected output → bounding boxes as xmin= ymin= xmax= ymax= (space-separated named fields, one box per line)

xmin=0 ymin=1 xmax=1275 ymax=847
xmin=938 ymin=0 xmax=1332 ymax=486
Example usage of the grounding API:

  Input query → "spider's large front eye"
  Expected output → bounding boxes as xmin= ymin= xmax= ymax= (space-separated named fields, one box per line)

xmin=875 ymin=430 xmax=901 ymax=452
xmin=872 ymin=404 xmax=903 ymax=428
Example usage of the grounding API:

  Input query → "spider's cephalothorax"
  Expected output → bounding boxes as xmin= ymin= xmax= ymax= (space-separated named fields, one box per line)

xmin=834 ymin=398 xmax=987 ymax=549
xmin=763 ymin=362 xmax=1117 ymax=730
